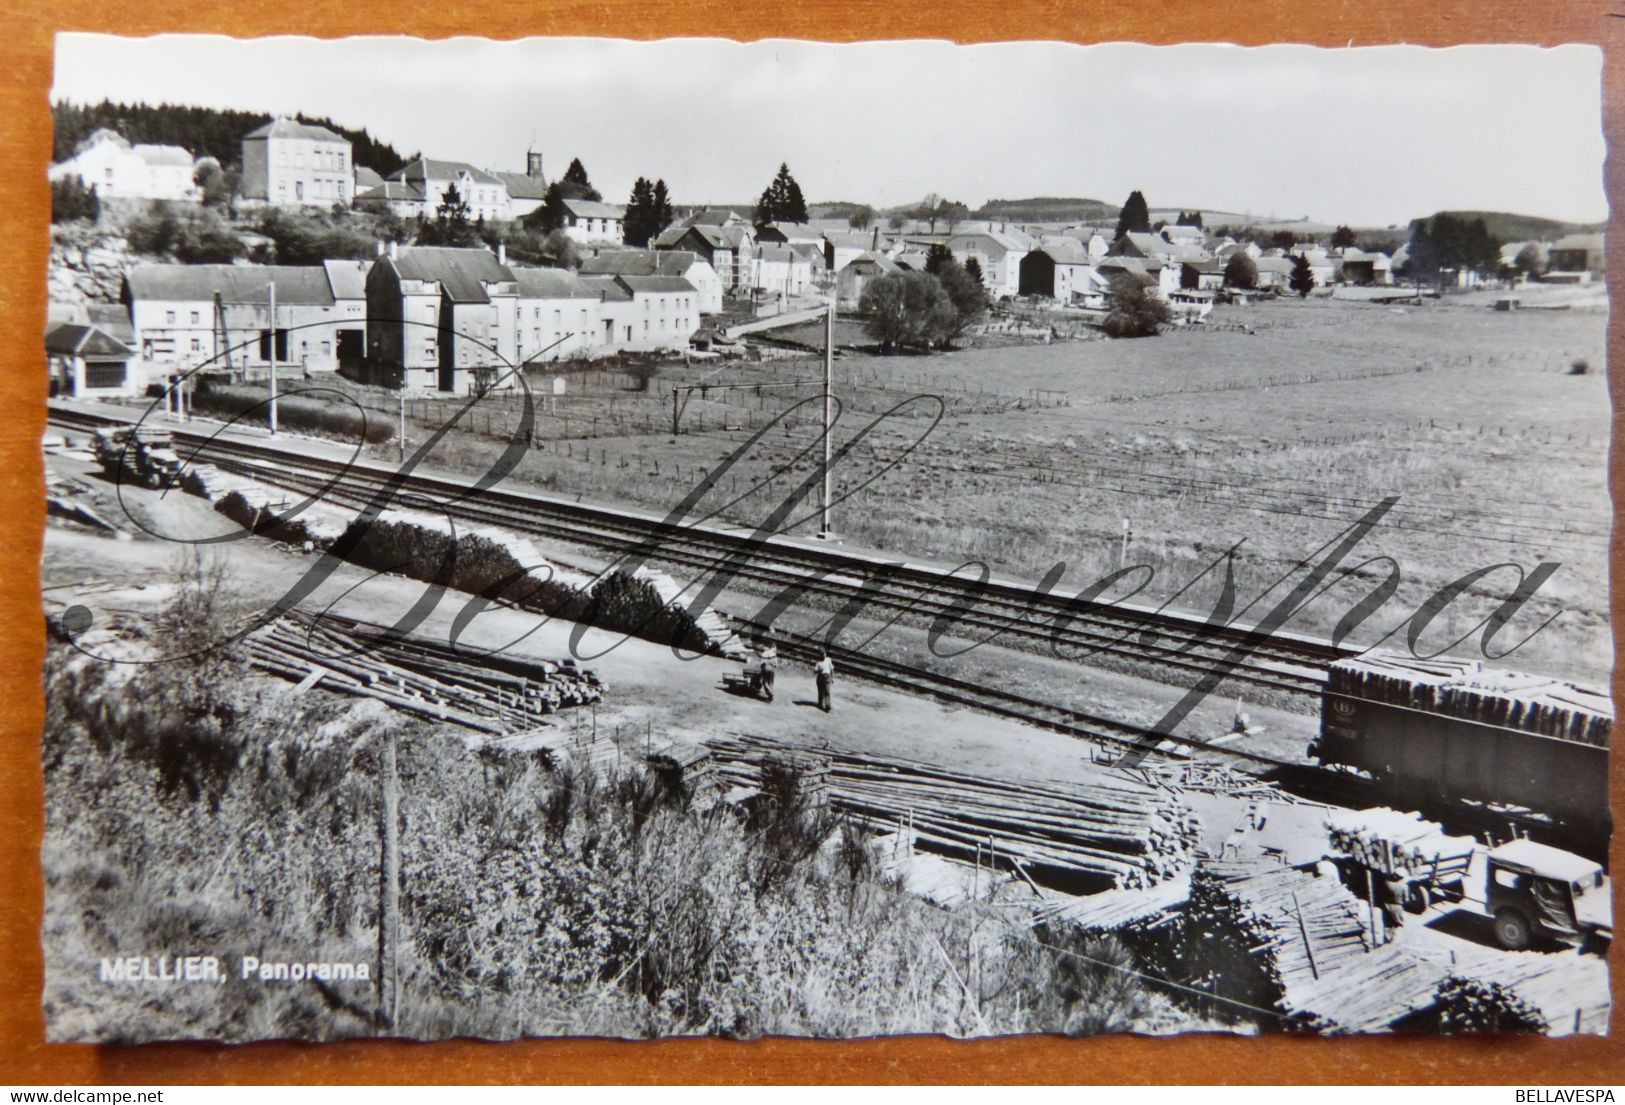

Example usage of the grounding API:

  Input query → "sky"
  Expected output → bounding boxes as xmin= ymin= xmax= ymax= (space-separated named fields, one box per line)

xmin=51 ymin=35 xmax=1609 ymax=227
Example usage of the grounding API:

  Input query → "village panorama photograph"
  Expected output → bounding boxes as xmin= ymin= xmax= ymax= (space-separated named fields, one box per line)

xmin=37 ymin=35 xmax=1613 ymax=1042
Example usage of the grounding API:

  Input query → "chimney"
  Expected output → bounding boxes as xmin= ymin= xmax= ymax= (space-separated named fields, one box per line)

xmin=498 ymin=242 xmax=507 ymax=266
xmin=388 ymin=240 xmax=398 ymax=261
xmin=375 ymin=240 xmax=385 ymax=257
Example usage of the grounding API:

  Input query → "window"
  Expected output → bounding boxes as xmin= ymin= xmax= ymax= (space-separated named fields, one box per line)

xmin=86 ymin=363 xmax=125 ymax=389
xmin=321 ymin=341 xmax=331 ymax=355
xmin=190 ymin=338 xmax=202 ymax=352
xmin=190 ymin=310 xmax=201 ymax=324
xmin=165 ymin=310 xmax=176 ymax=324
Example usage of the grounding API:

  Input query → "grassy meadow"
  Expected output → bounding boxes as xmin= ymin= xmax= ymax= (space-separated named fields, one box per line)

xmin=346 ymin=291 xmax=1611 ymax=685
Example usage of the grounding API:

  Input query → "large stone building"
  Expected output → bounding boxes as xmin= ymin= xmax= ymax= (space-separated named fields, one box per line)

xmin=578 ymin=249 xmax=722 ymax=315
xmin=380 ymin=158 xmax=512 ymax=223
xmin=49 ymin=129 xmax=198 ymax=204
xmin=120 ymin=263 xmax=365 ymax=379
xmin=241 ymin=118 xmax=354 ymax=209
xmin=365 ymin=245 xmax=519 ymax=392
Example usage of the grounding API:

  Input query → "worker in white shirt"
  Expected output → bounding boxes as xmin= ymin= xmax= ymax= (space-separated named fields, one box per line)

xmin=813 ymin=651 xmax=834 ymax=713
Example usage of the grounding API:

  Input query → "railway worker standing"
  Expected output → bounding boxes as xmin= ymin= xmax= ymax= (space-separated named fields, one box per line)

xmin=759 ymin=642 xmax=778 ymax=701
xmin=814 ymin=651 xmax=835 ymax=713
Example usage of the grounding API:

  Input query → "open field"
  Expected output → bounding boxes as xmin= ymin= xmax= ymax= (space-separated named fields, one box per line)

xmin=325 ymin=290 xmax=1608 ymax=685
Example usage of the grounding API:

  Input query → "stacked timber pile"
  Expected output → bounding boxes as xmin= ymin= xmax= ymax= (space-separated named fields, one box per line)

xmin=246 ymin=613 xmax=604 ymax=734
xmin=704 ymin=734 xmax=1199 ymax=890
xmin=1151 ymin=759 xmax=1288 ymax=801
xmin=1432 ymin=952 xmax=1610 ymax=1036
xmin=1180 ymin=858 xmax=1448 ymax=1032
xmin=646 ymin=741 xmax=722 ymax=805
xmin=1328 ymin=653 xmax=1612 ymax=746
xmin=1325 ymin=808 xmax=1476 ymax=882
xmin=758 ymin=749 xmax=832 ymax=810
xmin=1032 ymin=873 xmax=1191 ymax=932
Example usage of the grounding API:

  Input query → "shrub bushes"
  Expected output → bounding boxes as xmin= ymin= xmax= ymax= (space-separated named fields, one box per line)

xmin=191 ymin=383 xmax=395 ymax=444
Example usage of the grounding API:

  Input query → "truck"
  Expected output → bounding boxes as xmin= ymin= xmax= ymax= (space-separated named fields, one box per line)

xmin=92 ymin=425 xmax=184 ymax=490
xmin=1326 ymin=808 xmax=1611 ymax=952
xmin=1313 ymin=653 xmax=1612 ymax=849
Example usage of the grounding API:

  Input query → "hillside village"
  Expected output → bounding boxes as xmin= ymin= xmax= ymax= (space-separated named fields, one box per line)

xmin=45 ymin=111 xmax=1607 ymax=403
xmin=37 ymin=72 xmax=1616 ymax=1047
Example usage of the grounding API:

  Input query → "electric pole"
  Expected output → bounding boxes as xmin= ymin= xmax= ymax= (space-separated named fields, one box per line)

xmin=819 ymin=295 xmax=834 ymax=539
xmin=267 ymin=280 xmax=279 ymax=436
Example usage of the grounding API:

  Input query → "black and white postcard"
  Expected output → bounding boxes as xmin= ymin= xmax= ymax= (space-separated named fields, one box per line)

xmin=39 ymin=35 xmax=1612 ymax=1042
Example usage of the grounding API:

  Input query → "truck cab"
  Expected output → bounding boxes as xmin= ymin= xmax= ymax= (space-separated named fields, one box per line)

xmin=1485 ymin=838 xmax=1611 ymax=951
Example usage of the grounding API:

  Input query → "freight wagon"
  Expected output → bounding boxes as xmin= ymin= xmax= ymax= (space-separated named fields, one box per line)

xmin=1312 ymin=654 xmax=1612 ymax=850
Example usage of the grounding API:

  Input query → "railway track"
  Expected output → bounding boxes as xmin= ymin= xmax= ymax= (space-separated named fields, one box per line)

xmin=49 ymin=401 xmax=1349 ymax=701
xmin=54 ymin=402 xmax=1596 ymax=845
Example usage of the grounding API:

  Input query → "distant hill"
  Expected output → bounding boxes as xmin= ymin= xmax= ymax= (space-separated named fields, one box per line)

xmin=1424 ymin=210 xmax=1604 ymax=243
xmin=51 ymin=99 xmax=408 ymax=178
xmin=809 ymin=201 xmax=865 ymax=220
xmin=975 ymin=196 xmax=1119 ymax=223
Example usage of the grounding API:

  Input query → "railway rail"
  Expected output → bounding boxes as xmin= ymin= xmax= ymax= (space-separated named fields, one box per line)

xmin=50 ymin=401 xmax=1348 ymax=701
xmin=50 ymin=402 xmax=1598 ymax=848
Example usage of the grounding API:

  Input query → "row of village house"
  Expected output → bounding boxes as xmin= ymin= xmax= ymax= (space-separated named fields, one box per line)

xmin=47 ymin=212 xmax=1609 ymax=401
xmin=48 ymin=243 xmax=710 ymax=400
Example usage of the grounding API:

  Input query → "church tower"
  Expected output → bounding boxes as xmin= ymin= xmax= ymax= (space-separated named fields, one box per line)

xmin=526 ymin=147 xmax=544 ymax=179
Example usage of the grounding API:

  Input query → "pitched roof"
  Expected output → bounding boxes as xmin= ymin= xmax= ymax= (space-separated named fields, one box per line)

xmin=1160 ymin=224 xmax=1204 ymax=241
xmin=124 ymin=264 xmax=337 ymax=306
xmin=512 ymin=267 xmax=599 ymax=300
xmin=45 ymin=322 xmax=134 ymax=358
xmin=1034 ymin=239 xmax=1092 ymax=265
xmin=788 ymin=241 xmax=825 ymax=264
xmin=353 ymin=166 xmax=384 ymax=190
xmin=244 ymin=117 xmax=348 ymax=145
xmin=1097 ymin=257 xmax=1154 ymax=279
xmin=75 ymin=128 xmax=129 ymax=153
xmin=1116 ymin=231 xmax=1177 ymax=259
xmin=1254 ymin=257 xmax=1296 ymax=274
xmin=393 ymin=157 xmax=503 ymax=187
xmin=947 ymin=229 xmax=1026 ymax=253
xmin=822 ymin=229 xmax=880 ymax=250
xmin=357 ymin=181 xmax=426 ymax=203
xmin=578 ymin=250 xmax=703 ymax=277
xmin=578 ymin=275 xmax=632 ymax=302
xmin=757 ymin=244 xmax=809 ymax=264
xmin=389 ymin=247 xmax=514 ymax=303
xmin=562 ymin=198 xmax=627 ymax=220
xmin=86 ymin=303 xmax=134 ymax=342
xmin=491 ymin=171 xmax=549 ymax=201
xmin=323 ymin=259 xmax=373 ymax=301
xmin=680 ymin=208 xmax=745 ymax=227
xmin=133 ymin=144 xmax=194 ymax=168
xmin=841 ymin=252 xmax=901 ymax=274
xmin=616 ymin=275 xmax=697 ymax=294
xmin=1553 ymin=233 xmax=1604 ymax=252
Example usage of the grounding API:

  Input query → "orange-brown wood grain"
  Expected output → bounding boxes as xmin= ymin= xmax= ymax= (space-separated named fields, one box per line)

xmin=1 ymin=1 xmax=1621 ymax=1084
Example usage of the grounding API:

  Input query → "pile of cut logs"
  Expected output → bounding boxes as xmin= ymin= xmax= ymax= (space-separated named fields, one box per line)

xmin=1324 ymin=807 xmax=1476 ymax=881
xmin=1329 ymin=653 xmax=1611 ymax=746
xmin=1151 ymin=758 xmax=1288 ymax=800
xmin=1433 ymin=951 xmax=1611 ymax=1036
xmin=1183 ymin=858 xmax=1451 ymax=1033
xmin=246 ymin=612 xmax=604 ymax=733
xmin=704 ymin=734 xmax=1198 ymax=890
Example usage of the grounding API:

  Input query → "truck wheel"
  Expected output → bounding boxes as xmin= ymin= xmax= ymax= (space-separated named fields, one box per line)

xmin=1404 ymin=884 xmax=1429 ymax=914
xmin=1493 ymin=908 xmax=1532 ymax=950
